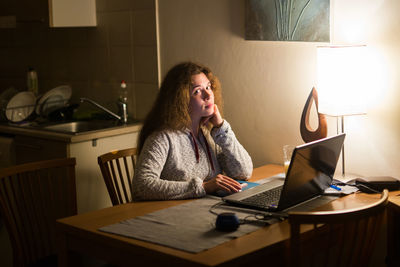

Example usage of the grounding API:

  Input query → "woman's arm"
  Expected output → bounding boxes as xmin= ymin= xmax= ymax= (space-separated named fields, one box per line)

xmin=132 ymin=132 xmax=206 ymax=201
xmin=202 ymin=105 xmax=253 ymax=179
xmin=211 ymin=120 xmax=253 ymax=180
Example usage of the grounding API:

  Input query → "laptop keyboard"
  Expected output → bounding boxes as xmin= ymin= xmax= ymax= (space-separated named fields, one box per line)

xmin=241 ymin=186 xmax=283 ymax=208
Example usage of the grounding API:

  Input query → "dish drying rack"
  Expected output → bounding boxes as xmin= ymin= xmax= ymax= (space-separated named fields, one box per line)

xmin=1 ymin=99 xmax=70 ymax=122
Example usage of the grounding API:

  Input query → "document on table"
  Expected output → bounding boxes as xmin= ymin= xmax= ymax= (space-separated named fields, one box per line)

xmin=324 ymin=184 xmax=359 ymax=195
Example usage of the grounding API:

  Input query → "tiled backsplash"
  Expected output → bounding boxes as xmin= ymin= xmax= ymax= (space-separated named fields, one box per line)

xmin=0 ymin=0 xmax=158 ymax=120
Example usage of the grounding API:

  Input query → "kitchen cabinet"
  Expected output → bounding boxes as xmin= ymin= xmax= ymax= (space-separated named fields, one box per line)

xmin=69 ymin=133 xmax=138 ymax=213
xmin=15 ymin=135 xmax=68 ymax=164
xmin=0 ymin=123 xmax=140 ymax=267
xmin=48 ymin=0 xmax=97 ymax=27
xmin=0 ymin=135 xmax=15 ymax=168
xmin=1 ymin=122 xmax=142 ymax=214
xmin=13 ymin=131 xmax=138 ymax=214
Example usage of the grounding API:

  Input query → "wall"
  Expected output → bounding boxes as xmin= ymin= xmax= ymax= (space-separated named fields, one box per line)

xmin=0 ymin=1 xmax=158 ymax=266
xmin=0 ymin=0 xmax=158 ymax=120
xmin=157 ymin=0 xmax=400 ymax=180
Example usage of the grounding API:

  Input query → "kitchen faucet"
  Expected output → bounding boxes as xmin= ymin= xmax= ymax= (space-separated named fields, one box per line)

xmin=117 ymin=100 xmax=128 ymax=123
xmin=79 ymin=97 xmax=124 ymax=122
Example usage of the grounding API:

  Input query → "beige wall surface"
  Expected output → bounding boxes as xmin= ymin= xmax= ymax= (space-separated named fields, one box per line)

xmin=157 ymin=0 xmax=400 ymax=178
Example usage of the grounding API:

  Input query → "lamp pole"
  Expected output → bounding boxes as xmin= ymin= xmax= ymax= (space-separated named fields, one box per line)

xmin=340 ymin=115 xmax=345 ymax=176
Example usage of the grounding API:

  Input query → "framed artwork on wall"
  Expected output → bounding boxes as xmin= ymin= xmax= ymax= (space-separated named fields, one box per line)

xmin=245 ymin=0 xmax=330 ymax=42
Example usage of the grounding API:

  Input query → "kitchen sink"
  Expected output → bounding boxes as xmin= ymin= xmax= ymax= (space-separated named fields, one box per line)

xmin=5 ymin=118 xmax=140 ymax=135
xmin=40 ymin=120 xmax=122 ymax=134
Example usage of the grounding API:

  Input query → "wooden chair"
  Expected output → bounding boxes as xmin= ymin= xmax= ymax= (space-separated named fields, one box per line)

xmin=287 ymin=189 xmax=389 ymax=267
xmin=0 ymin=158 xmax=76 ymax=267
xmin=97 ymin=148 xmax=137 ymax=206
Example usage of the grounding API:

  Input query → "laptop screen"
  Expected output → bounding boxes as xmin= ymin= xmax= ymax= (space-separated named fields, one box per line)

xmin=278 ymin=133 xmax=345 ymax=210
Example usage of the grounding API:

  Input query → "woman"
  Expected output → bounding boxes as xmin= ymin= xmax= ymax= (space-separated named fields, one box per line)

xmin=132 ymin=62 xmax=253 ymax=200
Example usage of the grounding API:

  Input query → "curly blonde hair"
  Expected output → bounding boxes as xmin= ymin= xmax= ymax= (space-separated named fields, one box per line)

xmin=138 ymin=62 xmax=223 ymax=153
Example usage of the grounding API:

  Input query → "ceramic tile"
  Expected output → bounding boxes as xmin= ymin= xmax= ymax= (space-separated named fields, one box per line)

xmin=96 ymin=0 xmax=107 ymax=12
xmin=87 ymin=13 xmax=109 ymax=47
xmin=133 ymin=45 xmax=158 ymax=83
xmin=48 ymin=47 xmax=71 ymax=81
xmin=68 ymin=28 xmax=90 ymax=47
xmin=104 ymin=0 xmax=155 ymax=11
xmin=0 ymin=29 xmax=15 ymax=47
xmin=88 ymin=46 xmax=110 ymax=82
xmin=47 ymin=28 xmax=70 ymax=48
xmin=68 ymin=47 xmax=90 ymax=81
xmin=108 ymin=11 xmax=132 ymax=46
xmin=84 ymin=80 xmax=117 ymax=110
xmin=133 ymin=10 xmax=156 ymax=45
xmin=134 ymin=82 xmax=158 ymax=119
xmin=109 ymin=45 xmax=134 ymax=83
xmin=105 ymin=0 xmax=135 ymax=11
xmin=132 ymin=0 xmax=155 ymax=10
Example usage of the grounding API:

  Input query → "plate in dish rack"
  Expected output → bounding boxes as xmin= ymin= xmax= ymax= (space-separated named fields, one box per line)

xmin=5 ymin=91 xmax=36 ymax=122
xmin=36 ymin=85 xmax=72 ymax=116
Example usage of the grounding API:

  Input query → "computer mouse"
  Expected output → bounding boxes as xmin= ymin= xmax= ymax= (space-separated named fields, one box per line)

xmin=215 ymin=212 xmax=240 ymax=232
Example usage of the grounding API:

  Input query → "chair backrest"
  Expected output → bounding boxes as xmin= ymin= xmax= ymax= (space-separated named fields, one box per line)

xmin=97 ymin=148 xmax=137 ymax=206
xmin=287 ymin=189 xmax=389 ymax=267
xmin=0 ymin=157 xmax=77 ymax=266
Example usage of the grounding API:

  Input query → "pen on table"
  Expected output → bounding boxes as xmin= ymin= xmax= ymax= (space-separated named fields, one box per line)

xmin=330 ymin=184 xmax=342 ymax=191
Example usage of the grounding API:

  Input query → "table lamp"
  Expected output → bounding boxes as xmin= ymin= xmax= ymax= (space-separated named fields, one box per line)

xmin=317 ymin=45 xmax=367 ymax=178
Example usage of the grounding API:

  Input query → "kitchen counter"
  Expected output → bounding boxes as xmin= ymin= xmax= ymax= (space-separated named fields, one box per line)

xmin=0 ymin=121 xmax=142 ymax=143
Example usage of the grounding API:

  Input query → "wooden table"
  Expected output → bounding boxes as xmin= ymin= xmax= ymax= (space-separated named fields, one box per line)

xmin=56 ymin=164 xmax=388 ymax=267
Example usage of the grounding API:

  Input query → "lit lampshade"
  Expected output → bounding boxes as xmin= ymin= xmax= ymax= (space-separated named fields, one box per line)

xmin=317 ymin=45 xmax=368 ymax=179
xmin=317 ymin=45 xmax=367 ymax=116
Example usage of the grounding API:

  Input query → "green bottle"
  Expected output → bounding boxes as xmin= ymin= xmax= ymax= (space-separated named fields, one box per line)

xmin=27 ymin=67 xmax=38 ymax=95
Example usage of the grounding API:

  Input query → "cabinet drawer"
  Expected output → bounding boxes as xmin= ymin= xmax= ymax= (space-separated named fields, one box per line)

xmin=15 ymin=135 xmax=68 ymax=164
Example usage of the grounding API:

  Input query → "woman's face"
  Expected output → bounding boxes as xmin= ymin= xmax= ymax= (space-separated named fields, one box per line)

xmin=189 ymin=72 xmax=215 ymax=121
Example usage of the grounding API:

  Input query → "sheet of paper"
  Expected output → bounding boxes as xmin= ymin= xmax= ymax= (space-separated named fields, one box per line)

xmin=324 ymin=185 xmax=359 ymax=195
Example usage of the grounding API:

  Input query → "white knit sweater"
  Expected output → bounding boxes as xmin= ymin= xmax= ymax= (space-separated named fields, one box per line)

xmin=132 ymin=120 xmax=253 ymax=200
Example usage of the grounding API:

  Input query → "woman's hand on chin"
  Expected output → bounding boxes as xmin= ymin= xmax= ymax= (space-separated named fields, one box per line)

xmin=201 ymin=104 xmax=223 ymax=127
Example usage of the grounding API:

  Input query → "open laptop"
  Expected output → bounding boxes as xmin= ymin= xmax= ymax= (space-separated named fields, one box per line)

xmin=223 ymin=133 xmax=346 ymax=212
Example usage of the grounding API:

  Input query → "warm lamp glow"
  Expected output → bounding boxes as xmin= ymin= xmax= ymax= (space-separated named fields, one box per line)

xmin=317 ymin=45 xmax=368 ymax=116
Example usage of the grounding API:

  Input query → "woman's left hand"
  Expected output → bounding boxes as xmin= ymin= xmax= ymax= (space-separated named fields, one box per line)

xmin=202 ymin=104 xmax=223 ymax=127
xmin=202 ymin=174 xmax=242 ymax=194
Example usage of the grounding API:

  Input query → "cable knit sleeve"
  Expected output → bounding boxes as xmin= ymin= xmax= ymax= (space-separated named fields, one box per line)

xmin=211 ymin=120 xmax=253 ymax=180
xmin=132 ymin=131 xmax=206 ymax=201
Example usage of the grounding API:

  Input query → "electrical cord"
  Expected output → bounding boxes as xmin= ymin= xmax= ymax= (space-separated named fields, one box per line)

xmin=354 ymin=183 xmax=381 ymax=193
xmin=209 ymin=201 xmax=224 ymax=216
xmin=240 ymin=212 xmax=287 ymax=225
